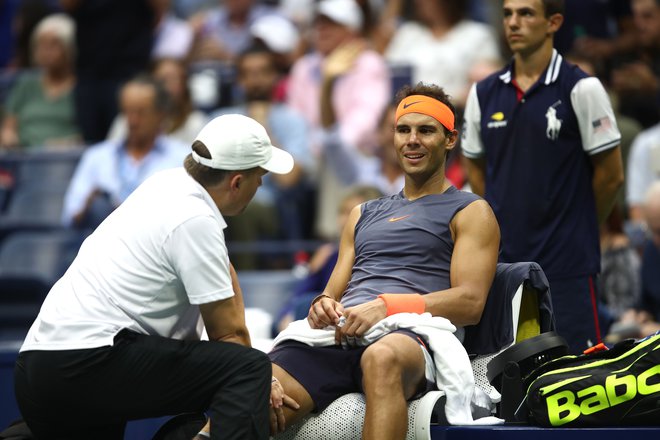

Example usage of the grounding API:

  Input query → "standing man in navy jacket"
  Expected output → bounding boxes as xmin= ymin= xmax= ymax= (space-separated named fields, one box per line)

xmin=462 ymin=0 xmax=624 ymax=354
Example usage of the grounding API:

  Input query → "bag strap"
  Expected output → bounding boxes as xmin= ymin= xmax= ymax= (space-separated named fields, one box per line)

xmin=522 ymin=338 xmax=638 ymax=389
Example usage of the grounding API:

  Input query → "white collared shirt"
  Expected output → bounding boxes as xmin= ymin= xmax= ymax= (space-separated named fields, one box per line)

xmin=22 ymin=168 xmax=234 ymax=351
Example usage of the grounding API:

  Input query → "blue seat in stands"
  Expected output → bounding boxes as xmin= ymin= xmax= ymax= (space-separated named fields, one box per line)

xmin=0 ymin=185 xmax=68 ymax=243
xmin=0 ymin=230 xmax=85 ymax=329
xmin=14 ymin=149 xmax=82 ymax=190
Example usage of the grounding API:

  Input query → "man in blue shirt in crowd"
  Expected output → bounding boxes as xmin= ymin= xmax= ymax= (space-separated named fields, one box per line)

xmin=462 ymin=0 xmax=624 ymax=353
xmin=62 ymin=75 xmax=189 ymax=229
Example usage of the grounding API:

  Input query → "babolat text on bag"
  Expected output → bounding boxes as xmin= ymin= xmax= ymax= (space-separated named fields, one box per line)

xmin=523 ymin=331 xmax=660 ymax=427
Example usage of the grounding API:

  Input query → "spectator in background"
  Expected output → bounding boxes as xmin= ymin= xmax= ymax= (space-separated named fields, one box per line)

xmin=631 ymin=0 xmax=660 ymax=68
xmin=365 ymin=0 xmax=404 ymax=54
xmin=62 ymin=75 xmax=188 ymax=229
xmin=275 ymin=185 xmax=383 ymax=333
xmin=610 ymin=0 xmax=660 ymax=129
xmin=5 ymin=0 xmax=57 ymax=70
xmin=287 ymin=0 xmax=390 ymax=239
xmin=188 ymin=0 xmax=279 ymax=64
xmin=617 ymin=0 xmax=660 ymax=226
xmin=108 ymin=57 xmax=208 ymax=145
xmin=321 ymin=103 xmax=406 ymax=196
xmin=612 ymin=181 xmax=660 ymax=339
xmin=554 ymin=0 xmax=636 ymax=66
xmin=626 ymin=121 xmax=660 ymax=223
xmin=1 ymin=13 xmax=81 ymax=150
xmin=383 ymin=0 xmax=501 ymax=108
xmin=249 ymin=14 xmax=302 ymax=102
xmin=152 ymin=0 xmax=194 ymax=60
xmin=60 ymin=0 xmax=155 ymax=144
xmin=636 ymin=181 xmax=660 ymax=334
xmin=211 ymin=44 xmax=312 ymax=268
xmin=598 ymin=203 xmax=641 ymax=324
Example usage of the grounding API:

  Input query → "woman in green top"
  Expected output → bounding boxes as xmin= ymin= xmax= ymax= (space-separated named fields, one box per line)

xmin=1 ymin=13 xmax=81 ymax=150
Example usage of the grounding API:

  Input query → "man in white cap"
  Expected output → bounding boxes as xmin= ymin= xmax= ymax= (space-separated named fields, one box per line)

xmin=14 ymin=114 xmax=295 ymax=440
xmin=286 ymin=0 xmax=391 ymax=239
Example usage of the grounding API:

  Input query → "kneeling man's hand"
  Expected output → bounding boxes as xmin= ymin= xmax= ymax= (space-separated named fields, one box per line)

xmin=270 ymin=376 xmax=300 ymax=434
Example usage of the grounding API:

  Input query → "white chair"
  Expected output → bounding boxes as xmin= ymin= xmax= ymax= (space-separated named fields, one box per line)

xmin=273 ymin=391 xmax=446 ymax=440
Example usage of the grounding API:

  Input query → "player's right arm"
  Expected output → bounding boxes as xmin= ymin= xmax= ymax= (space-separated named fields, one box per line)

xmin=307 ymin=203 xmax=361 ymax=329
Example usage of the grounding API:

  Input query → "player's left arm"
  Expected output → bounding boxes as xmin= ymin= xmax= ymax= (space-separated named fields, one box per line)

xmin=423 ymin=199 xmax=500 ymax=326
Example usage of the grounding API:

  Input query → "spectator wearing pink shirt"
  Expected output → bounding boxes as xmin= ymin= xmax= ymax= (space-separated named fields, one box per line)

xmin=287 ymin=0 xmax=390 ymax=239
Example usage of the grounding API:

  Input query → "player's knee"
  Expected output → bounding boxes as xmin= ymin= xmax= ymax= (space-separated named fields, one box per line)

xmin=361 ymin=343 xmax=402 ymax=379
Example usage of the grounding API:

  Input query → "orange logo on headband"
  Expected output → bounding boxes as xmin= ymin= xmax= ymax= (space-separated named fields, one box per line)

xmin=395 ymin=95 xmax=455 ymax=131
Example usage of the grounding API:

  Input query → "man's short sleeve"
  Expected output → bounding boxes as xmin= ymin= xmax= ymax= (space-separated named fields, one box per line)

xmin=165 ymin=215 xmax=234 ymax=305
xmin=570 ymin=77 xmax=621 ymax=155
xmin=461 ymin=83 xmax=485 ymax=159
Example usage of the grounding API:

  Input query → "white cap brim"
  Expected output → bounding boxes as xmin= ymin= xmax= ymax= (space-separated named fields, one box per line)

xmin=262 ymin=145 xmax=295 ymax=174
xmin=192 ymin=114 xmax=295 ymax=174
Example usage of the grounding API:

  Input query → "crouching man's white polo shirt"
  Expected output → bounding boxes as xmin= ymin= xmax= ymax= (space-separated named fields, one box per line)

xmin=21 ymin=167 xmax=234 ymax=352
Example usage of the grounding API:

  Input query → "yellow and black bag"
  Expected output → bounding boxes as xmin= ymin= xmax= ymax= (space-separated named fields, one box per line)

xmin=522 ymin=331 xmax=660 ymax=427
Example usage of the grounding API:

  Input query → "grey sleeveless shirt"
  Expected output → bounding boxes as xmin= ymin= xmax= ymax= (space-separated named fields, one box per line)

xmin=341 ymin=187 xmax=481 ymax=308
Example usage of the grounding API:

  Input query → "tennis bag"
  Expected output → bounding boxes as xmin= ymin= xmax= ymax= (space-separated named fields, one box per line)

xmin=522 ymin=331 xmax=660 ymax=427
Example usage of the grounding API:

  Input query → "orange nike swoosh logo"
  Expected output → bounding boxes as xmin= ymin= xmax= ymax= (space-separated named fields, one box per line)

xmin=388 ymin=215 xmax=411 ymax=222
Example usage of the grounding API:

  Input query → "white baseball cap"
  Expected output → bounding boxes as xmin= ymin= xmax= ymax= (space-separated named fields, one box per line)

xmin=192 ymin=114 xmax=294 ymax=174
xmin=250 ymin=15 xmax=300 ymax=54
xmin=317 ymin=0 xmax=363 ymax=32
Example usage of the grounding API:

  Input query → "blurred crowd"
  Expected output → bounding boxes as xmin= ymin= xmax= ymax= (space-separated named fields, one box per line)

xmin=0 ymin=0 xmax=659 ymax=340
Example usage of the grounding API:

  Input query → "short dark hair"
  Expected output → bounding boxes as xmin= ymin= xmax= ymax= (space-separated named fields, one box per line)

xmin=541 ymin=0 xmax=564 ymax=17
xmin=394 ymin=82 xmax=456 ymax=134
xmin=120 ymin=73 xmax=171 ymax=113
xmin=440 ymin=0 xmax=468 ymax=25
xmin=184 ymin=141 xmax=262 ymax=188
xmin=237 ymin=42 xmax=277 ymax=72
xmin=184 ymin=141 xmax=232 ymax=187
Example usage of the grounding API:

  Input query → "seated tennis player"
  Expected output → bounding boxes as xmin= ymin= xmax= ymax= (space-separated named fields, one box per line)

xmin=267 ymin=82 xmax=501 ymax=439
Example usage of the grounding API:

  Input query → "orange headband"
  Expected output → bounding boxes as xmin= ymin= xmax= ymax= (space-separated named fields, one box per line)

xmin=395 ymin=95 xmax=455 ymax=131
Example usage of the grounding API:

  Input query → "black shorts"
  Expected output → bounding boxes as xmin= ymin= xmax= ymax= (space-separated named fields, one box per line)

xmin=268 ymin=329 xmax=435 ymax=412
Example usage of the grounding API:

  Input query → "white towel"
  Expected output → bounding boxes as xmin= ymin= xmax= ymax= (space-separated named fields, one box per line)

xmin=272 ymin=313 xmax=503 ymax=425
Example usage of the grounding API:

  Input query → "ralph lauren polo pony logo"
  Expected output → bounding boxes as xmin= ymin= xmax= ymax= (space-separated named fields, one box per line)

xmin=546 ymin=101 xmax=563 ymax=141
